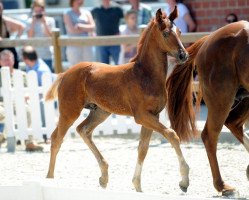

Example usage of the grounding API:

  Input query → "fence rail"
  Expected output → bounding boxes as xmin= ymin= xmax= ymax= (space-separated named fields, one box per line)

xmin=0 ymin=30 xmax=210 ymax=73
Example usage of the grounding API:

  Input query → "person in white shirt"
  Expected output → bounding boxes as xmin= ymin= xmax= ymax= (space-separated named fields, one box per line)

xmin=26 ymin=0 xmax=56 ymax=72
xmin=64 ymin=0 xmax=95 ymax=65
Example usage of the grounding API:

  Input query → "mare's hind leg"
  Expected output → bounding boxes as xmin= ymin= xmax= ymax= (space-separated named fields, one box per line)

xmin=132 ymin=126 xmax=153 ymax=192
xmin=225 ymin=98 xmax=249 ymax=180
xmin=134 ymin=112 xmax=189 ymax=192
xmin=76 ymin=107 xmax=111 ymax=188
xmin=202 ymin=100 xmax=237 ymax=195
xmin=225 ymin=98 xmax=249 ymax=152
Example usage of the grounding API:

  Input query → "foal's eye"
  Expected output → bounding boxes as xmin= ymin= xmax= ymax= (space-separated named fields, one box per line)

xmin=163 ymin=31 xmax=170 ymax=37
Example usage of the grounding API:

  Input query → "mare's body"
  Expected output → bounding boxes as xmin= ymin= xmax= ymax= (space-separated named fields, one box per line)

xmin=166 ymin=21 xmax=249 ymax=195
xmin=46 ymin=8 xmax=190 ymax=192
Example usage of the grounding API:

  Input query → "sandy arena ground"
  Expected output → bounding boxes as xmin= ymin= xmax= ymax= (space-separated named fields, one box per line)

xmin=0 ymin=134 xmax=249 ymax=199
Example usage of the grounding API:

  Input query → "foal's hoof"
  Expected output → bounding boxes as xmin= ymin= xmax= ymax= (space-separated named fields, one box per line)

xmin=179 ymin=179 xmax=189 ymax=193
xmin=132 ymin=178 xmax=142 ymax=192
xmin=221 ymin=189 xmax=238 ymax=197
xmin=246 ymin=165 xmax=249 ymax=180
xmin=179 ymin=184 xmax=188 ymax=193
xmin=221 ymin=185 xmax=236 ymax=197
xmin=99 ymin=177 xmax=108 ymax=188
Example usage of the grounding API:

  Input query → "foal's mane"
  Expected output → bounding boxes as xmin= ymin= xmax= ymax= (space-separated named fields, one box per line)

xmin=130 ymin=18 xmax=155 ymax=62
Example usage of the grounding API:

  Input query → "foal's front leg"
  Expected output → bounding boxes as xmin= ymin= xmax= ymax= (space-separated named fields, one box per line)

xmin=134 ymin=112 xmax=189 ymax=192
xmin=132 ymin=126 xmax=153 ymax=192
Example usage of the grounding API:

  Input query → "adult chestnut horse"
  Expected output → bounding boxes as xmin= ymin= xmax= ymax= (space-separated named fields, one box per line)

xmin=166 ymin=21 xmax=249 ymax=195
xmin=46 ymin=8 xmax=190 ymax=192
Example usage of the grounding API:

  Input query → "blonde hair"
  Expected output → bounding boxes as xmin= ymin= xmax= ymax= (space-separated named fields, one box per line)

xmin=125 ymin=9 xmax=137 ymax=20
xmin=0 ymin=49 xmax=14 ymax=60
xmin=31 ymin=0 xmax=45 ymax=9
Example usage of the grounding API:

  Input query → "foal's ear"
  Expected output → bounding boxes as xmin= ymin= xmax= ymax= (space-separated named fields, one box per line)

xmin=156 ymin=8 xmax=164 ymax=24
xmin=156 ymin=8 xmax=166 ymax=30
xmin=169 ymin=6 xmax=178 ymax=22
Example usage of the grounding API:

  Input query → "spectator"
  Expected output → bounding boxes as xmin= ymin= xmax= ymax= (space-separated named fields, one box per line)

xmin=226 ymin=13 xmax=238 ymax=24
xmin=91 ymin=0 xmax=123 ymax=64
xmin=22 ymin=45 xmax=51 ymax=86
xmin=22 ymin=45 xmax=52 ymax=145
xmin=165 ymin=0 xmax=196 ymax=33
xmin=64 ymin=0 xmax=95 ymax=65
xmin=26 ymin=0 xmax=56 ymax=72
xmin=0 ymin=49 xmax=44 ymax=151
xmin=0 ymin=1 xmax=25 ymax=69
xmin=119 ymin=10 xmax=139 ymax=64
xmin=128 ymin=0 xmax=152 ymax=26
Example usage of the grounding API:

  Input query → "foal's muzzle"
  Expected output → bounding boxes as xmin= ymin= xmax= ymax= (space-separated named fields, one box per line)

xmin=178 ymin=50 xmax=189 ymax=63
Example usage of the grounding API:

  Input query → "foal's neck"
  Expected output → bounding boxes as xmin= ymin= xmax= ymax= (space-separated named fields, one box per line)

xmin=136 ymin=43 xmax=168 ymax=79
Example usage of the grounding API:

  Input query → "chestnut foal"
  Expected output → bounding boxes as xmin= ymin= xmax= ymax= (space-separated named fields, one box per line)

xmin=46 ymin=8 xmax=190 ymax=192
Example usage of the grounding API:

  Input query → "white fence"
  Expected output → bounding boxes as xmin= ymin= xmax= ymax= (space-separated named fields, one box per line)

xmin=1 ymin=67 xmax=172 ymax=151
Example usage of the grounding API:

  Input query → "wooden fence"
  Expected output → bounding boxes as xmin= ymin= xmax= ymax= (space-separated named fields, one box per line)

xmin=0 ymin=31 xmax=209 ymax=152
xmin=0 ymin=29 xmax=210 ymax=73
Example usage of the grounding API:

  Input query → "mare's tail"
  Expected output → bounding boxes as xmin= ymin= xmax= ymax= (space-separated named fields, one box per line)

xmin=45 ymin=73 xmax=64 ymax=101
xmin=166 ymin=36 xmax=208 ymax=142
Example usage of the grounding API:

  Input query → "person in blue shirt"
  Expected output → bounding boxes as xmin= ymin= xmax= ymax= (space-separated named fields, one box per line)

xmin=22 ymin=46 xmax=52 ymax=144
xmin=22 ymin=45 xmax=52 ymax=86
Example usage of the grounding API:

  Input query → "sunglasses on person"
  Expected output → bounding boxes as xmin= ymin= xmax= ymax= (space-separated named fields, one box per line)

xmin=226 ymin=18 xmax=235 ymax=23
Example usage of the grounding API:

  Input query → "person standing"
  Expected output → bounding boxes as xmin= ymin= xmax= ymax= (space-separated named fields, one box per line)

xmin=128 ymin=0 xmax=152 ymax=26
xmin=64 ymin=0 xmax=95 ymax=65
xmin=119 ymin=10 xmax=139 ymax=64
xmin=0 ymin=1 xmax=25 ymax=69
xmin=91 ymin=0 xmax=123 ymax=64
xmin=26 ymin=0 xmax=56 ymax=72
xmin=165 ymin=0 xmax=196 ymax=33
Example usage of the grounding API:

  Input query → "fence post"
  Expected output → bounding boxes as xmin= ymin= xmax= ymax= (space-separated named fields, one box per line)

xmin=52 ymin=28 xmax=63 ymax=73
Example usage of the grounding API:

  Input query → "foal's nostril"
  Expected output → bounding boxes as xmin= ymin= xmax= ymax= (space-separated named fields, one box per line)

xmin=179 ymin=53 xmax=185 ymax=60
xmin=178 ymin=52 xmax=188 ymax=62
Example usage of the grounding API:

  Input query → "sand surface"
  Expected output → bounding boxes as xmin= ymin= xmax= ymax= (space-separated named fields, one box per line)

xmin=0 ymin=136 xmax=248 ymax=199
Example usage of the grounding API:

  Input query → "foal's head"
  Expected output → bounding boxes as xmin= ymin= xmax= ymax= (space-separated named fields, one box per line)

xmin=154 ymin=7 xmax=188 ymax=63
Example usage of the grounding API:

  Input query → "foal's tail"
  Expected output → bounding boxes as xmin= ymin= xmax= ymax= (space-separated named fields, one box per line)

xmin=166 ymin=36 xmax=208 ymax=142
xmin=45 ymin=73 xmax=64 ymax=101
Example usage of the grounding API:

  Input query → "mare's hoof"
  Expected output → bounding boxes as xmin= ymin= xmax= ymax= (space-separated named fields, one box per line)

xmin=246 ymin=165 xmax=249 ymax=180
xmin=179 ymin=184 xmax=188 ymax=193
xmin=99 ymin=177 xmax=108 ymax=188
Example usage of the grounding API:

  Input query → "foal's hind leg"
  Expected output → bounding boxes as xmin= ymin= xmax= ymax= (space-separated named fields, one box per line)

xmin=47 ymin=115 xmax=80 ymax=178
xmin=134 ymin=112 xmax=189 ymax=192
xmin=76 ymin=107 xmax=111 ymax=188
xmin=132 ymin=126 xmax=153 ymax=192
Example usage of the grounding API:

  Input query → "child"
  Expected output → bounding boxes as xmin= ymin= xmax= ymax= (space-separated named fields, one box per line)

xmin=120 ymin=10 xmax=139 ymax=64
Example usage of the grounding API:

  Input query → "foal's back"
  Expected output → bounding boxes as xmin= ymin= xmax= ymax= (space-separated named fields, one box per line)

xmin=58 ymin=61 xmax=139 ymax=116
